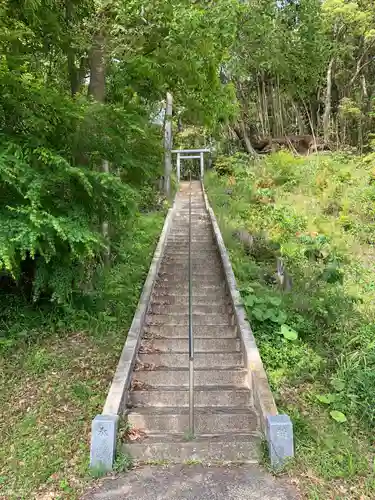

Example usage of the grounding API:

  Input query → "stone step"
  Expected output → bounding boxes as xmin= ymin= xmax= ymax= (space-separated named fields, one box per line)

xmin=146 ymin=314 xmax=232 ymax=326
xmin=138 ymin=352 xmax=243 ymax=369
xmin=126 ymin=407 xmax=258 ymax=434
xmin=144 ymin=325 xmax=236 ymax=338
xmin=149 ymin=304 xmax=231 ymax=315
xmin=141 ymin=337 xmax=240 ymax=352
xmin=129 ymin=387 xmax=250 ymax=408
xmin=122 ymin=434 xmax=261 ymax=463
xmin=132 ymin=368 xmax=247 ymax=387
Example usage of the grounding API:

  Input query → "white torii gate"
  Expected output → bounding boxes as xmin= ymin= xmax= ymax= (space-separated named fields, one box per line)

xmin=171 ymin=149 xmax=211 ymax=182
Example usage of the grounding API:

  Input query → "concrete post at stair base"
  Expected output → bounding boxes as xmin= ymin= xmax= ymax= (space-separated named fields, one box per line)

xmin=266 ymin=414 xmax=294 ymax=469
xmin=90 ymin=414 xmax=119 ymax=471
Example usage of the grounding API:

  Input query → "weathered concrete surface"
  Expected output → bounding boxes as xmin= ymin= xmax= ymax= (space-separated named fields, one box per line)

xmin=84 ymin=465 xmax=300 ymax=500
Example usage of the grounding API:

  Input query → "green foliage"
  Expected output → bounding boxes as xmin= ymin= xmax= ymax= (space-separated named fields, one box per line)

xmin=330 ymin=410 xmax=347 ymax=424
xmin=0 ymin=209 xmax=164 ymax=497
xmin=206 ymin=151 xmax=375 ymax=497
xmin=113 ymin=451 xmax=133 ymax=473
xmin=0 ymin=57 xmax=163 ymax=305
xmin=279 ymin=324 xmax=298 ymax=341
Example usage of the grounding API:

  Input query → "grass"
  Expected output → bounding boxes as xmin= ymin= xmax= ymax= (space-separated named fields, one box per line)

xmin=206 ymin=151 xmax=375 ymax=499
xmin=0 ymin=210 xmax=165 ymax=499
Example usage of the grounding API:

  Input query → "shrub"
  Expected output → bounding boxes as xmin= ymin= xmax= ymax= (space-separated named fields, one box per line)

xmin=0 ymin=69 xmax=162 ymax=304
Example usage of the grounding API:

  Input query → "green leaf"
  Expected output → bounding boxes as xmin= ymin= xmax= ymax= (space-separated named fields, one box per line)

xmin=331 ymin=379 xmax=345 ymax=392
xmin=252 ymin=307 xmax=266 ymax=321
xmin=268 ymin=296 xmax=282 ymax=307
xmin=280 ymin=324 xmax=298 ymax=341
xmin=330 ymin=411 xmax=347 ymax=423
xmin=316 ymin=394 xmax=336 ymax=404
xmin=270 ymin=310 xmax=288 ymax=324
xmin=243 ymin=295 xmax=256 ymax=307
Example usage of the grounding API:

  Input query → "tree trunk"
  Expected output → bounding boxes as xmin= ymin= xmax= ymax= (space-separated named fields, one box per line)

xmin=88 ymin=28 xmax=109 ymax=263
xmin=257 ymin=75 xmax=265 ymax=136
xmin=88 ymin=32 xmax=106 ymax=103
xmin=323 ymin=58 xmax=334 ymax=143
xmin=235 ymin=120 xmax=258 ymax=157
xmin=164 ymin=92 xmax=173 ymax=197
xmin=261 ymin=73 xmax=270 ymax=135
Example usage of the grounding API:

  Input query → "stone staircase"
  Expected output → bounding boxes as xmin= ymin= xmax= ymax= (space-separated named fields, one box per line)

xmin=124 ymin=181 xmax=261 ymax=463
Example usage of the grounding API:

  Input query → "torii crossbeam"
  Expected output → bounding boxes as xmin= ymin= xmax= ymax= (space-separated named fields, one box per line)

xmin=171 ymin=149 xmax=211 ymax=182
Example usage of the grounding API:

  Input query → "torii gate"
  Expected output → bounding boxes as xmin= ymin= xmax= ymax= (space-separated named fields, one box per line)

xmin=171 ymin=149 xmax=211 ymax=182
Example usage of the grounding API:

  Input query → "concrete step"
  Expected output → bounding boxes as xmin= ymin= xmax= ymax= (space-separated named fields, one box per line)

xmin=167 ymin=235 xmax=213 ymax=240
xmin=149 ymin=304 xmax=230 ymax=315
xmin=174 ymin=209 xmax=207 ymax=213
xmin=167 ymin=232 xmax=213 ymax=236
xmin=151 ymin=294 xmax=229 ymax=306
xmin=129 ymin=387 xmax=250 ymax=408
xmin=157 ymin=276 xmax=225 ymax=286
xmin=166 ymin=242 xmax=215 ymax=248
xmin=146 ymin=314 xmax=232 ymax=326
xmin=144 ymin=325 xmax=236 ymax=338
xmin=133 ymin=368 xmax=247 ymax=387
xmin=158 ymin=268 xmax=222 ymax=277
xmin=168 ymin=231 xmax=212 ymax=235
xmin=164 ymin=247 xmax=216 ymax=254
xmin=154 ymin=282 xmax=226 ymax=291
xmin=160 ymin=258 xmax=220 ymax=267
xmin=162 ymin=251 xmax=218 ymax=257
xmin=126 ymin=407 xmax=258 ymax=434
xmin=172 ymin=224 xmax=211 ymax=229
xmin=138 ymin=352 xmax=243 ymax=369
xmin=142 ymin=337 xmax=240 ymax=352
xmin=170 ymin=230 xmax=212 ymax=235
xmin=171 ymin=220 xmax=211 ymax=225
xmin=160 ymin=262 xmax=220 ymax=268
xmin=122 ymin=434 xmax=261 ymax=463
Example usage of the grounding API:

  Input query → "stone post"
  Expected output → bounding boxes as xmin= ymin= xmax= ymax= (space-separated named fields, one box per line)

xmin=266 ymin=414 xmax=294 ymax=469
xmin=90 ymin=414 xmax=119 ymax=471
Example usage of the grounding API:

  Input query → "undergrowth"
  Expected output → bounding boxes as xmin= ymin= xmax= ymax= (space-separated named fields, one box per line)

xmin=206 ymin=151 xmax=375 ymax=499
xmin=0 ymin=210 xmax=165 ymax=499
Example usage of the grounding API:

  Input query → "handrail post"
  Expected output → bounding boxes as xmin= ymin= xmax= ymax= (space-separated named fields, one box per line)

xmin=188 ymin=171 xmax=194 ymax=436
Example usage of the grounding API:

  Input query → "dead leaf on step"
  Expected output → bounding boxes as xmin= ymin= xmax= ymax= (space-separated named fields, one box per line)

xmin=127 ymin=427 xmax=147 ymax=442
xmin=134 ymin=357 xmax=156 ymax=371
xmin=139 ymin=341 xmax=161 ymax=354
xmin=143 ymin=362 xmax=156 ymax=371
xmin=130 ymin=379 xmax=150 ymax=391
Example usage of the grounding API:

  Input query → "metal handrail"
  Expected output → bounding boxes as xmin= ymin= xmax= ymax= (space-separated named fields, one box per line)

xmin=188 ymin=171 xmax=194 ymax=435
